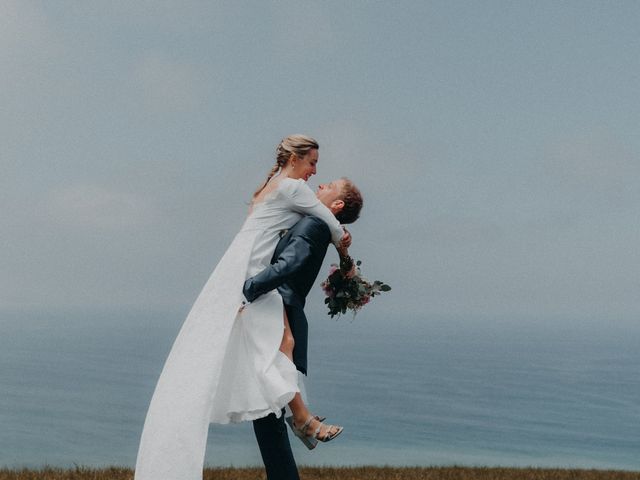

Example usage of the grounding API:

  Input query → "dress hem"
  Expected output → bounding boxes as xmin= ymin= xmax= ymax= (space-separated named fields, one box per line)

xmin=217 ymin=389 xmax=298 ymax=424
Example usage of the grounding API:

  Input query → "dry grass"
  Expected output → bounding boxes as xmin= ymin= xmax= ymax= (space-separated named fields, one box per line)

xmin=0 ymin=466 xmax=639 ymax=480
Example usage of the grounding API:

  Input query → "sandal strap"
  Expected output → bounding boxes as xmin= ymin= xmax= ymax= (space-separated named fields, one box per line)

xmin=314 ymin=423 xmax=337 ymax=441
xmin=301 ymin=415 xmax=315 ymax=435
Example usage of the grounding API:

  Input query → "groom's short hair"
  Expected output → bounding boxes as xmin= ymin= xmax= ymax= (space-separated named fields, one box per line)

xmin=336 ymin=178 xmax=363 ymax=224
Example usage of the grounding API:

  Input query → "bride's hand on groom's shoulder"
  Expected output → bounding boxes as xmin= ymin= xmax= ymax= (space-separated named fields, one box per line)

xmin=338 ymin=228 xmax=352 ymax=252
xmin=342 ymin=228 xmax=352 ymax=248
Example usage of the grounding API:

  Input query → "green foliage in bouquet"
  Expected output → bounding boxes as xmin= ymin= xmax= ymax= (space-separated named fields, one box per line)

xmin=320 ymin=258 xmax=391 ymax=318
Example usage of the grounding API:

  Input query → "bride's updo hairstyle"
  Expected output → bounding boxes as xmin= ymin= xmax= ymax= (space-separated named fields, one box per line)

xmin=253 ymin=134 xmax=319 ymax=198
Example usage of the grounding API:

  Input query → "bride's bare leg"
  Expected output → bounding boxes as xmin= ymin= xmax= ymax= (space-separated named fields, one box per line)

xmin=280 ymin=310 xmax=341 ymax=439
xmin=279 ymin=310 xmax=295 ymax=362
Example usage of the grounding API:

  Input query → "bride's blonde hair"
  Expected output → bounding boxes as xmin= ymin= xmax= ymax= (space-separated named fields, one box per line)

xmin=253 ymin=134 xmax=319 ymax=198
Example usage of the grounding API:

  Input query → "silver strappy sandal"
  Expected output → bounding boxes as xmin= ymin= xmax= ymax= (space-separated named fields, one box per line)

xmin=312 ymin=421 xmax=343 ymax=443
xmin=286 ymin=415 xmax=318 ymax=450
xmin=286 ymin=415 xmax=343 ymax=450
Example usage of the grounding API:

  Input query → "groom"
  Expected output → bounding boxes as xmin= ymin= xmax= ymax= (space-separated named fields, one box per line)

xmin=243 ymin=177 xmax=363 ymax=480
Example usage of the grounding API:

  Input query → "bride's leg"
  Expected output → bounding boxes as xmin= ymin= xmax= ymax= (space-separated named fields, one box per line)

xmin=281 ymin=310 xmax=341 ymax=440
xmin=279 ymin=310 xmax=295 ymax=362
xmin=279 ymin=311 xmax=308 ymax=424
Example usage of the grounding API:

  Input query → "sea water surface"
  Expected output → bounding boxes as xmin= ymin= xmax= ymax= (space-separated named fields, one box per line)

xmin=1 ymin=309 xmax=638 ymax=470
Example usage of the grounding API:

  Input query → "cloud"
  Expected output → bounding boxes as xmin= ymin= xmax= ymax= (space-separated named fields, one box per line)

xmin=316 ymin=120 xmax=417 ymax=190
xmin=68 ymin=0 xmax=223 ymax=33
xmin=46 ymin=185 xmax=157 ymax=230
xmin=0 ymin=0 xmax=66 ymax=120
xmin=542 ymin=133 xmax=639 ymax=197
xmin=0 ymin=0 xmax=63 ymax=75
xmin=132 ymin=52 xmax=206 ymax=112
xmin=269 ymin=1 xmax=335 ymax=59
xmin=0 ymin=0 xmax=49 ymax=53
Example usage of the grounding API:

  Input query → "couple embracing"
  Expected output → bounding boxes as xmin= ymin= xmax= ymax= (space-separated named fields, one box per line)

xmin=135 ymin=135 xmax=363 ymax=480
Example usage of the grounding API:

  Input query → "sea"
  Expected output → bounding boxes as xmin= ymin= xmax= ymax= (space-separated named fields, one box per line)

xmin=1 ymin=308 xmax=639 ymax=471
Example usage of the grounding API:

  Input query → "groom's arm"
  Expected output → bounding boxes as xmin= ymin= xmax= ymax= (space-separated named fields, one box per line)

xmin=243 ymin=217 xmax=330 ymax=303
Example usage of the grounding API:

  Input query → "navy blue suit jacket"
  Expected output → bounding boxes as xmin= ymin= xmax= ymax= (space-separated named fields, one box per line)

xmin=243 ymin=215 xmax=331 ymax=375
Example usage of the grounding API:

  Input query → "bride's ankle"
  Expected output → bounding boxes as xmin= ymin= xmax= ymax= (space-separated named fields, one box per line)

xmin=292 ymin=412 xmax=313 ymax=427
xmin=292 ymin=413 xmax=307 ymax=424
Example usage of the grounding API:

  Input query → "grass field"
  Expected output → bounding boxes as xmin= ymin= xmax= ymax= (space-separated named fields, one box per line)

xmin=1 ymin=466 xmax=639 ymax=480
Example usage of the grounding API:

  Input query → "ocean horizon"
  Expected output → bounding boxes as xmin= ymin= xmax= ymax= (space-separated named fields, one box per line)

xmin=1 ymin=308 xmax=638 ymax=471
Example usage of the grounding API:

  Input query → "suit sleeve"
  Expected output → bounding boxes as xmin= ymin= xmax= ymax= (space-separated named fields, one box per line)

xmin=243 ymin=219 xmax=329 ymax=302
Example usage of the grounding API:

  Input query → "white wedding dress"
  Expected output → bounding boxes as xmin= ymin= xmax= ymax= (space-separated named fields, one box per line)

xmin=134 ymin=177 xmax=343 ymax=480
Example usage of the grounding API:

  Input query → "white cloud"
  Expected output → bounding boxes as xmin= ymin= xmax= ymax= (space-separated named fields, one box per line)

xmin=316 ymin=120 xmax=416 ymax=189
xmin=0 ymin=0 xmax=48 ymax=51
xmin=269 ymin=1 xmax=335 ymax=59
xmin=0 ymin=0 xmax=63 ymax=76
xmin=46 ymin=185 xmax=157 ymax=230
xmin=68 ymin=0 xmax=224 ymax=33
xmin=0 ymin=0 xmax=67 ymax=161
xmin=543 ymin=133 xmax=639 ymax=193
xmin=133 ymin=52 xmax=206 ymax=112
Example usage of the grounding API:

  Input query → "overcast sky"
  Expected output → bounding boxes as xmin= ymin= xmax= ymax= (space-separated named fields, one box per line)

xmin=2 ymin=1 xmax=639 ymax=325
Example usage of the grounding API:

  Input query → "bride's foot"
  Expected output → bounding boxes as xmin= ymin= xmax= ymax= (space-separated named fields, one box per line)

xmin=307 ymin=417 xmax=343 ymax=442
xmin=286 ymin=416 xmax=318 ymax=450
xmin=286 ymin=414 xmax=326 ymax=423
xmin=289 ymin=415 xmax=343 ymax=442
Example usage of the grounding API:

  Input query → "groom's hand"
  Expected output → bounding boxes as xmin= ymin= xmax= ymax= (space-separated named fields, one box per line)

xmin=242 ymin=278 xmax=258 ymax=303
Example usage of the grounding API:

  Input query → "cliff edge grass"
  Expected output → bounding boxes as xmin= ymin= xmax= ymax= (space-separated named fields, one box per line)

xmin=1 ymin=466 xmax=639 ymax=480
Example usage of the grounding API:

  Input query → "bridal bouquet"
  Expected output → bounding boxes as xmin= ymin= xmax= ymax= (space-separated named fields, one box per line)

xmin=320 ymin=256 xmax=391 ymax=318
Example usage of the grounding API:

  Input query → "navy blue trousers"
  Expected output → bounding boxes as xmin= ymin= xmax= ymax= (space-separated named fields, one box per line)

xmin=253 ymin=411 xmax=300 ymax=480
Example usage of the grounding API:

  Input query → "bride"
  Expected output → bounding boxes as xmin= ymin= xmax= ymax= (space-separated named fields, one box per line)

xmin=135 ymin=135 xmax=349 ymax=480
